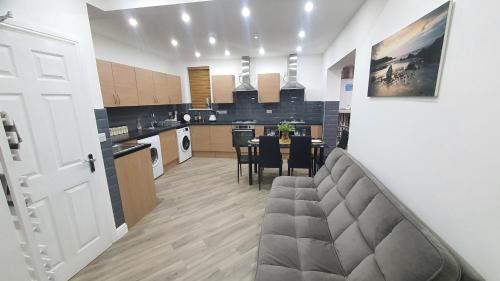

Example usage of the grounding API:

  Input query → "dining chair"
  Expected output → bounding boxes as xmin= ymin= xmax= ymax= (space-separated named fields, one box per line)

xmin=233 ymin=135 xmax=258 ymax=184
xmin=337 ymin=129 xmax=349 ymax=149
xmin=288 ymin=136 xmax=313 ymax=176
xmin=258 ymin=136 xmax=282 ymax=190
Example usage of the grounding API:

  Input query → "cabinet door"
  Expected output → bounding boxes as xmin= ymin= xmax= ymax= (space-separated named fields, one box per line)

xmin=190 ymin=126 xmax=211 ymax=151
xmin=160 ymin=130 xmax=179 ymax=166
xmin=96 ymin=59 xmax=117 ymax=107
xmin=255 ymin=125 xmax=264 ymax=137
xmin=111 ymin=62 xmax=139 ymax=106
xmin=153 ymin=72 xmax=169 ymax=104
xmin=212 ymin=75 xmax=235 ymax=103
xmin=210 ymin=126 xmax=233 ymax=152
xmin=167 ymin=74 xmax=182 ymax=104
xmin=135 ymin=68 xmax=156 ymax=105
xmin=311 ymin=125 xmax=323 ymax=139
xmin=258 ymin=73 xmax=280 ymax=103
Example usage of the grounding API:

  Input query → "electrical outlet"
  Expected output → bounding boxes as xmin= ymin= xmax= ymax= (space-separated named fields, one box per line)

xmin=98 ymin=133 xmax=107 ymax=143
xmin=217 ymin=110 xmax=228 ymax=115
xmin=266 ymin=110 xmax=273 ymax=114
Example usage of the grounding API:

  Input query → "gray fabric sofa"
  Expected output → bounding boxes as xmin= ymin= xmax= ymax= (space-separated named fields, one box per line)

xmin=255 ymin=148 xmax=483 ymax=281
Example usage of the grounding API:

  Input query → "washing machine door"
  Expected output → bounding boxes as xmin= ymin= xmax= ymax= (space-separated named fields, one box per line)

xmin=181 ymin=136 xmax=191 ymax=152
xmin=150 ymin=146 xmax=160 ymax=167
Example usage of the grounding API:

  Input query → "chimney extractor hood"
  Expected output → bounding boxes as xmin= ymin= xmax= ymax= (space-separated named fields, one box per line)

xmin=234 ymin=56 xmax=256 ymax=92
xmin=282 ymin=54 xmax=305 ymax=90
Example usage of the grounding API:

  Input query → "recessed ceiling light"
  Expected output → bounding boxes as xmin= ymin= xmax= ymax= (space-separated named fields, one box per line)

xmin=171 ymin=39 xmax=178 ymax=47
xmin=259 ymin=48 xmax=265 ymax=55
xmin=242 ymin=7 xmax=251 ymax=18
xmin=195 ymin=51 xmax=201 ymax=58
xmin=296 ymin=46 xmax=303 ymax=53
xmin=253 ymin=35 xmax=260 ymax=40
xmin=225 ymin=50 xmax=231 ymax=56
xmin=128 ymin=17 xmax=138 ymax=27
xmin=181 ymin=12 xmax=191 ymax=23
xmin=305 ymin=1 xmax=314 ymax=12
xmin=298 ymin=30 xmax=306 ymax=39
xmin=209 ymin=36 xmax=217 ymax=45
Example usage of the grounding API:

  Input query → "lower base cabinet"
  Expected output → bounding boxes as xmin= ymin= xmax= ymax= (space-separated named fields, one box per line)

xmin=115 ymin=148 xmax=158 ymax=228
xmin=160 ymin=130 xmax=179 ymax=167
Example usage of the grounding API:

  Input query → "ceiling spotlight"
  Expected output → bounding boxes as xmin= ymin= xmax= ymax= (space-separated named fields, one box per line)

xmin=195 ymin=51 xmax=201 ymax=58
xmin=128 ymin=17 xmax=138 ymax=27
xmin=305 ymin=1 xmax=314 ymax=12
xmin=209 ymin=36 xmax=217 ymax=45
xmin=259 ymin=48 xmax=265 ymax=55
xmin=296 ymin=46 xmax=303 ymax=53
xmin=225 ymin=50 xmax=231 ymax=56
xmin=298 ymin=30 xmax=306 ymax=39
xmin=242 ymin=7 xmax=251 ymax=18
xmin=181 ymin=12 xmax=191 ymax=23
xmin=171 ymin=39 xmax=178 ymax=47
xmin=253 ymin=35 xmax=260 ymax=40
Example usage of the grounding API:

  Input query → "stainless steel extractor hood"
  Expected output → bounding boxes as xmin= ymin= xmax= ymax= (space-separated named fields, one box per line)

xmin=282 ymin=54 xmax=305 ymax=90
xmin=234 ymin=56 xmax=256 ymax=92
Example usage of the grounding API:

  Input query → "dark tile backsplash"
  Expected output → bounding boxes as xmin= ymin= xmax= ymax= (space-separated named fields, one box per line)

xmin=106 ymin=89 xmax=325 ymax=129
xmin=94 ymin=109 xmax=125 ymax=228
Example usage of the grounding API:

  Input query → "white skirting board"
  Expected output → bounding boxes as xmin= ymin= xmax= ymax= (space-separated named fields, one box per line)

xmin=113 ymin=223 xmax=128 ymax=242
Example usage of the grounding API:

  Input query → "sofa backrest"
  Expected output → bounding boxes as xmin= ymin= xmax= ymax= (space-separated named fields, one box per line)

xmin=313 ymin=148 xmax=483 ymax=281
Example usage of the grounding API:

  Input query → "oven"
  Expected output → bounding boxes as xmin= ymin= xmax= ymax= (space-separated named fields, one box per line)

xmin=232 ymin=123 xmax=256 ymax=147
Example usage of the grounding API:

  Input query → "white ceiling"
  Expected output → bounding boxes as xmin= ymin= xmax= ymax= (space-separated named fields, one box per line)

xmin=87 ymin=0 xmax=366 ymax=60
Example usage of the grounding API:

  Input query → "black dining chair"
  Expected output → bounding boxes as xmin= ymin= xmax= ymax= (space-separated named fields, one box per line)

xmin=234 ymin=135 xmax=258 ymax=184
xmin=258 ymin=136 xmax=282 ymax=190
xmin=337 ymin=129 xmax=349 ymax=149
xmin=288 ymin=136 xmax=313 ymax=176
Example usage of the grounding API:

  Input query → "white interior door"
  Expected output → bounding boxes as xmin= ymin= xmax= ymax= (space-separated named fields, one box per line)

xmin=0 ymin=25 xmax=112 ymax=280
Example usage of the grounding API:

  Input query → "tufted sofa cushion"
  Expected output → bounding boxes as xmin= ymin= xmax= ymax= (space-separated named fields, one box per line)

xmin=255 ymin=148 xmax=483 ymax=281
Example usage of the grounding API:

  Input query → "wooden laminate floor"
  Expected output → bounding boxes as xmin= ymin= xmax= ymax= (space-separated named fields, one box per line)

xmin=71 ymin=157 xmax=289 ymax=281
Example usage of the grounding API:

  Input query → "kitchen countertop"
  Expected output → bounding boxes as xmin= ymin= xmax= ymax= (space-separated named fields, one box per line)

xmin=112 ymin=143 xmax=151 ymax=159
xmin=111 ymin=121 xmax=323 ymax=143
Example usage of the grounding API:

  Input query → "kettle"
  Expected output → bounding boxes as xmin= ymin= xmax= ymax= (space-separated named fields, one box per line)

xmin=208 ymin=112 xmax=217 ymax=122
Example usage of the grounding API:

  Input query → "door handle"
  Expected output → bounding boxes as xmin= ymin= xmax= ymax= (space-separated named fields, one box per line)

xmin=84 ymin=154 xmax=96 ymax=173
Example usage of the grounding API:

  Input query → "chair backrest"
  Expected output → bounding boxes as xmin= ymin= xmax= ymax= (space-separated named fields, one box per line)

xmin=292 ymin=125 xmax=311 ymax=136
xmin=289 ymin=136 xmax=312 ymax=168
xmin=233 ymin=131 xmax=253 ymax=162
xmin=258 ymin=136 xmax=281 ymax=167
xmin=263 ymin=126 xmax=279 ymax=136
xmin=338 ymin=129 xmax=349 ymax=149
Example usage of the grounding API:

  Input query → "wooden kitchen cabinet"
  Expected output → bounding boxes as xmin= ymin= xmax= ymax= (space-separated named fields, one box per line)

xmin=311 ymin=125 xmax=323 ymax=139
xmin=167 ymin=74 xmax=182 ymax=104
xmin=115 ymin=148 xmax=157 ymax=228
xmin=190 ymin=125 xmax=211 ymax=152
xmin=135 ymin=68 xmax=157 ymax=105
xmin=160 ymin=130 xmax=179 ymax=166
xmin=212 ymin=75 xmax=235 ymax=103
xmin=96 ymin=59 xmax=118 ymax=107
xmin=111 ymin=62 xmax=139 ymax=106
xmin=258 ymin=73 xmax=281 ymax=103
xmin=153 ymin=71 xmax=169 ymax=104
xmin=209 ymin=126 xmax=233 ymax=152
xmin=255 ymin=125 xmax=264 ymax=137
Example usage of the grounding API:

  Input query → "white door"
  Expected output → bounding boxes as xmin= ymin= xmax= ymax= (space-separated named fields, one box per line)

xmin=0 ymin=25 xmax=112 ymax=280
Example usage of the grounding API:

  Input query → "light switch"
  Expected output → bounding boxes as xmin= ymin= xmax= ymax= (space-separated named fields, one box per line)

xmin=98 ymin=133 xmax=107 ymax=143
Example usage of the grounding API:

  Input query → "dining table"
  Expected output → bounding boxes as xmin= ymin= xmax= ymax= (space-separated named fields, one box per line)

xmin=246 ymin=138 xmax=327 ymax=185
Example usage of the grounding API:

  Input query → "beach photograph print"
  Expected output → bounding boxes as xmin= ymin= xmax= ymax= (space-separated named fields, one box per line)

xmin=368 ymin=2 xmax=451 ymax=97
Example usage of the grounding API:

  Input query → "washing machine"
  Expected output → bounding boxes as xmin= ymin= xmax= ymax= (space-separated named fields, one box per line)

xmin=138 ymin=135 xmax=164 ymax=179
xmin=176 ymin=127 xmax=192 ymax=163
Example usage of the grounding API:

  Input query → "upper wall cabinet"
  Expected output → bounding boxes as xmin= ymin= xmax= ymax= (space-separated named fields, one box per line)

xmin=96 ymin=59 xmax=183 ymax=107
xmin=212 ymin=75 xmax=235 ymax=104
xmin=258 ymin=73 xmax=280 ymax=103
xmin=96 ymin=60 xmax=118 ymax=107
xmin=111 ymin=62 xmax=139 ymax=106
xmin=167 ymin=74 xmax=182 ymax=105
xmin=135 ymin=68 xmax=156 ymax=105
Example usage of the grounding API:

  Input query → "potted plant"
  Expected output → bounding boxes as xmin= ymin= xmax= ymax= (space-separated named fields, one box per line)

xmin=277 ymin=122 xmax=295 ymax=142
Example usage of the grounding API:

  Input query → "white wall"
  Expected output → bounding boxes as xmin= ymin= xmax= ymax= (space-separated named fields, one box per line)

xmin=178 ymin=55 xmax=324 ymax=103
xmin=323 ymin=0 xmax=500 ymax=279
xmin=92 ymin=33 xmax=181 ymax=75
